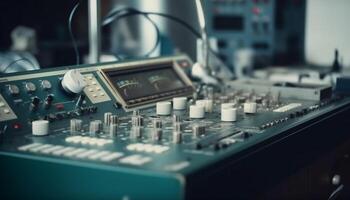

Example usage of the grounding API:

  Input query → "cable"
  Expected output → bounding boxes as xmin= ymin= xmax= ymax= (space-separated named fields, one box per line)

xmin=2 ymin=58 xmax=36 ymax=73
xmin=102 ymin=8 xmax=161 ymax=59
xmin=104 ymin=8 xmax=225 ymax=63
xmin=103 ymin=8 xmax=201 ymax=38
xmin=68 ymin=2 xmax=80 ymax=65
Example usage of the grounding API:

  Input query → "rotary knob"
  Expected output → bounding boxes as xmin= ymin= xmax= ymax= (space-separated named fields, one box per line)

xmin=25 ymin=82 xmax=36 ymax=93
xmin=32 ymin=120 xmax=49 ymax=136
xmin=61 ymin=69 xmax=87 ymax=94
xmin=156 ymin=101 xmax=172 ymax=116
xmin=8 ymin=84 xmax=20 ymax=96
xmin=41 ymin=80 xmax=52 ymax=90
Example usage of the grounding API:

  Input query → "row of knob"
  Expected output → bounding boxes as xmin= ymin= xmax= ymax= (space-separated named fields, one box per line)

xmin=156 ymin=98 xmax=258 ymax=122
xmin=7 ymin=70 xmax=86 ymax=96
xmin=32 ymin=113 xmax=206 ymax=145
xmin=7 ymin=80 xmax=52 ymax=95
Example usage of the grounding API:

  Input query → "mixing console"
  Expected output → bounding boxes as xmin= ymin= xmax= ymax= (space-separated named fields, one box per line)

xmin=0 ymin=55 xmax=349 ymax=199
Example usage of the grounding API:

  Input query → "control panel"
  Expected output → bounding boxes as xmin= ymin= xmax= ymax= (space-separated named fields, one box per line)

xmin=0 ymin=54 xmax=349 ymax=199
xmin=204 ymin=0 xmax=275 ymax=68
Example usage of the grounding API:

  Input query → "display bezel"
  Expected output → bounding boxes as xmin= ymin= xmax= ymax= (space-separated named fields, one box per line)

xmin=100 ymin=61 xmax=194 ymax=110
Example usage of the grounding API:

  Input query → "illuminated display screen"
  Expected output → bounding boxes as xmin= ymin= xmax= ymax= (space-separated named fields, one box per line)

xmin=103 ymin=63 xmax=193 ymax=106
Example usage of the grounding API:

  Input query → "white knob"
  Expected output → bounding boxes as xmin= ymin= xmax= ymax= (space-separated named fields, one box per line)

xmin=196 ymin=99 xmax=213 ymax=112
xmin=61 ymin=69 xmax=87 ymax=94
xmin=156 ymin=101 xmax=172 ymax=115
xmin=244 ymin=102 xmax=257 ymax=114
xmin=173 ymin=97 xmax=187 ymax=110
xmin=189 ymin=105 xmax=205 ymax=119
xmin=32 ymin=120 xmax=49 ymax=136
xmin=221 ymin=103 xmax=235 ymax=109
xmin=221 ymin=107 xmax=237 ymax=122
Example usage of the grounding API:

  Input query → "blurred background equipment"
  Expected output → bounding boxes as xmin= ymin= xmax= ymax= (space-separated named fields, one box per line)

xmin=0 ymin=26 xmax=40 ymax=73
xmin=305 ymin=0 xmax=350 ymax=68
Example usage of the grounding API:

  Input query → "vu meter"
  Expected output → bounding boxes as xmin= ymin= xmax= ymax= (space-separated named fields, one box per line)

xmin=101 ymin=62 xmax=194 ymax=110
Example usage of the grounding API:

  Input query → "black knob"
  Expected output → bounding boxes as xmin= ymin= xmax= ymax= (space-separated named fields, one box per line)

xmin=30 ymin=97 xmax=40 ymax=111
xmin=44 ymin=95 xmax=54 ymax=109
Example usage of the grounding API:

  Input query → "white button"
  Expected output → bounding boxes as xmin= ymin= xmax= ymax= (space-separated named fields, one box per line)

xmin=99 ymin=93 xmax=105 ymax=96
xmin=189 ymin=105 xmax=205 ymax=119
xmin=0 ymin=101 xmax=5 ymax=107
xmin=156 ymin=101 xmax=172 ymax=115
xmin=221 ymin=107 xmax=237 ymax=122
xmin=63 ymin=148 xmax=86 ymax=157
xmin=4 ymin=108 xmax=10 ymax=114
xmin=76 ymin=149 xmax=98 ymax=159
xmin=173 ymin=97 xmax=187 ymax=110
xmin=40 ymin=145 xmax=65 ymax=154
xmin=96 ymin=87 xmax=101 ymax=91
xmin=29 ymin=144 xmax=53 ymax=153
xmin=88 ymin=88 xmax=94 ymax=92
xmin=93 ymin=94 xmax=97 ymax=98
xmin=18 ymin=143 xmax=42 ymax=151
xmin=32 ymin=120 xmax=49 ymax=136
xmin=88 ymin=151 xmax=110 ymax=160
xmin=100 ymin=152 xmax=124 ymax=162
xmin=92 ymin=81 xmax=97 ymax=85
xmin=52 ymin=147 xmax=75 ymax=156
xmin=244 ymin=102 xmax=257 ymax=114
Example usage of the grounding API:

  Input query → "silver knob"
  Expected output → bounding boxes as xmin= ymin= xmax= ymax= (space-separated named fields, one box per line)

xmin=173 ymin=131 xmax=182 ymax=144
xmin=8 ymin=84 xmax=20 ymax=96
xmin=152 ymin=118 xmax=162 ymax=129
xmin=41 ymin=80 xmax=52 ymax=90
xmin=172 ymin=115 xmax=181 ymax=125
xmin=25 ymin=82 xmax=36 ymax=93
xmin=109 ymin=124 xmax=118 ymax=137
xmin=70 ymin=119 xmax=82 ymax=133
xmin=104 ymin=112 xmax=112 ymax=126
xmin=152 ymin=128 xmax=162 ymax=141
xmin=130 ymin=126 xmax=142 ymax=139
xmin=89 ymin=120 xmax=102 ymax=135
xmin=192 ymin=124 xmax=205 ymax=137
xmin=174 ymin=122 xmax=182 ymax=132
xmin=109 ymin=115 xmax=118 ymax=137
xmin=110 ymin=115 xmax=118 ymax=125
